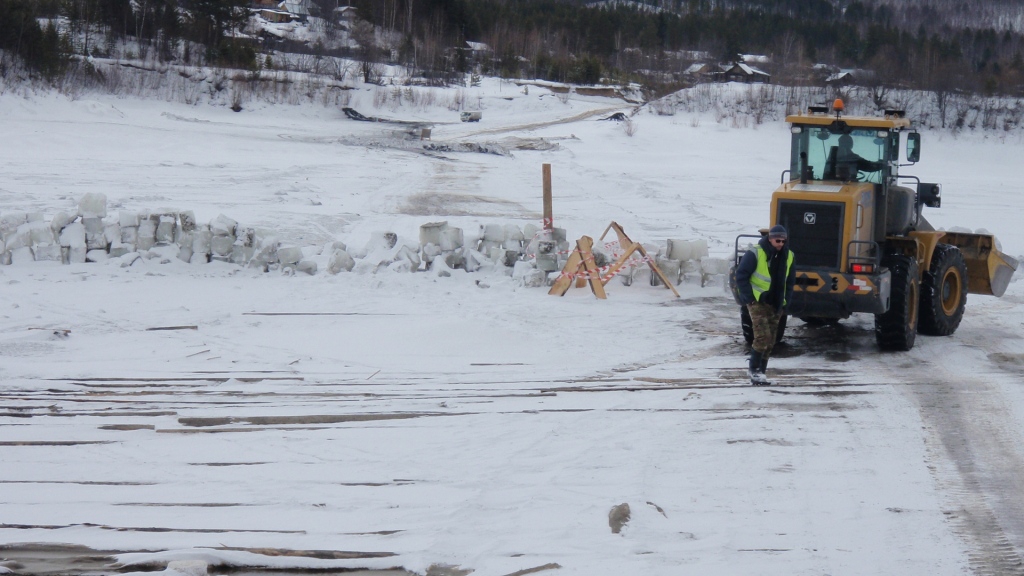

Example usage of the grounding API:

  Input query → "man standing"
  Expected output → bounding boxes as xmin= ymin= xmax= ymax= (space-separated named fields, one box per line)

xmin=735 ymin=225 xmax=795 ymax=385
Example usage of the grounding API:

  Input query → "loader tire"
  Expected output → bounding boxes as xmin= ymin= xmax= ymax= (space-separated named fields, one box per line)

xmin=740 ymin=306 xmax=787 ymax=346
xmin=875 ymin=254 xmax=919 ymax=351
xmin=918 ymin=243 xmax=968 ymax=336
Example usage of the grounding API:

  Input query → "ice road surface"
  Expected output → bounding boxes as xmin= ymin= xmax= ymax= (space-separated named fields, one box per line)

xmin=1 ymin=82 xmax=1024 ymax=576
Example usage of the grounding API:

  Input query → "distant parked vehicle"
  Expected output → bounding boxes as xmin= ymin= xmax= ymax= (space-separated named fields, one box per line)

xmin=461 ymin=111 xmax=482 ymax=122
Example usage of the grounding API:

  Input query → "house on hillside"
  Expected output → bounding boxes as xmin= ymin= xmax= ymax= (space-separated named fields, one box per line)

xmin=332 ymin=5 xmax=357 ymax=29
xmin=825 ymin=69 xmax=875 ymax=87
xmin=683 ymin=62 xmax=710 ymax=76
xmin=723 ymin=62 xmax=770 ymax=83
xmin=444 ymin=41 xmax=493 ymax=73
xmin=465 ymin=41 xmax=492 ymax=61
xmin=256 ymin=8 xmax=294 ymax=23
xmin=278 ymin=0 xmax=311 ymax=22
xmin=683 ymin=62 xmax=728 ymax=82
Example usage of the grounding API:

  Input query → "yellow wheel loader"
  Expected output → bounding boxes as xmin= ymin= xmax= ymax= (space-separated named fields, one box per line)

xmin=730 ymin=100 xmax=1018 ymax=351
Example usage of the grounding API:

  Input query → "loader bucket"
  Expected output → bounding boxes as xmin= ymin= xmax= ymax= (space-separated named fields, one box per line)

xmin=942 ymin=231 xmax=1019 ymax=297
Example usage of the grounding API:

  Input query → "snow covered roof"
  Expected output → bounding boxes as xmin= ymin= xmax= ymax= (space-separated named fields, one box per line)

xmin=729 ymin=62 xmax=769 ymax=77
xmin=826 ymin=70 xmax=855 ymax=82
xmin=465 ymin=41 xmax=491 ymax=52
xmin=278 ymin=0 xmax=309 ymax=16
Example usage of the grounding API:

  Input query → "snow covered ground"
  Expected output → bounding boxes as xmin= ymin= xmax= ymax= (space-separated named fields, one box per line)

xmin=1 ymin=79 xmax=1023 ymax=576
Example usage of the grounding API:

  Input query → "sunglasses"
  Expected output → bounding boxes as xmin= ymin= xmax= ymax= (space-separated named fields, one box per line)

xmin=770 ymin=237 xmax=786 ymax=244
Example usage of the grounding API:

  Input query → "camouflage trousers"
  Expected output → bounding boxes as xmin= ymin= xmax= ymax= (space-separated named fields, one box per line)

xmin=748 ymin=301 xmax=783 ymax=357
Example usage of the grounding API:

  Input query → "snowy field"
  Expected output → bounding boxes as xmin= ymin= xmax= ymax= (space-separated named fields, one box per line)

xmin=1 ymin=79 xmax=1023 ymax=576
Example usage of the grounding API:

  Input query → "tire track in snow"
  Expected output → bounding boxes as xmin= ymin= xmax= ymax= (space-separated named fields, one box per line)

xmin=896 ymin=355 xmax=1024 ymax=575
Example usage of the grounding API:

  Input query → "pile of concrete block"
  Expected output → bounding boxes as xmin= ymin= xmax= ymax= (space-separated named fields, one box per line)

xmin=0 ymin=194 xmax=731 ymax=289
xmin=417 ymin=221 xmax=523 ymax=277
xmin=0 ymin=194 xmax=323 ymax=273
xmin=657 ymin=237 xmax=731 ymax=287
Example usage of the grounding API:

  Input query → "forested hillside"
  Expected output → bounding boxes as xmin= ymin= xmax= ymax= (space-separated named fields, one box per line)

xmin=2 ymin=0 xmax=1023 ymax=96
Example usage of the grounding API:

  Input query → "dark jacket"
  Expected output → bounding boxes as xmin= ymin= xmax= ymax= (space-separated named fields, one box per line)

xmin=735 ymin=236 xmax=796 ymax=311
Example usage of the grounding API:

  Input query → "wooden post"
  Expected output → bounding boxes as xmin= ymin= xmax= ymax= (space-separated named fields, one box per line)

xmin=542 ymin=163 xmax=553 ymax=231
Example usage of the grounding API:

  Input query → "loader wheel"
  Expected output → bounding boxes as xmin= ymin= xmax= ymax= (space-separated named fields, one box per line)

xmin=875 ymin=255 xmax=919 ymax=351
xmin=740 ymin=306 xmax=787 ymax=346
xmin=918 ymin=244 xmax=968 ymax=336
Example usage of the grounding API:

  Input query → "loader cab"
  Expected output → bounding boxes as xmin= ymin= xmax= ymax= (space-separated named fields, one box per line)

xmin=789 ymin=124 xmax=898 ymax=184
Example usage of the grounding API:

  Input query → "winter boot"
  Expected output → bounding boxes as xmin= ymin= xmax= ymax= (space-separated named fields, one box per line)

xmin=748 ymin=350 xmax=769 ymax=386
xmin=759 ymin=355 xmax=774 ymax=386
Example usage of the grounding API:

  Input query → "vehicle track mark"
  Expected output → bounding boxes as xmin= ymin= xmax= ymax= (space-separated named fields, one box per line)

xmin=900 ymin=363 xmax=1024 ymax=575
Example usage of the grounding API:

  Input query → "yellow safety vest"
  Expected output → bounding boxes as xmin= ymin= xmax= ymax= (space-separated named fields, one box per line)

xmin=751 ymin=246 xmax=794 ymax=306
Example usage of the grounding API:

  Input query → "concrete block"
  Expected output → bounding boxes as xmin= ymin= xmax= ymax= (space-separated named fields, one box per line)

xmin=51 ymin=211 xmax=76 ymax=235
xmin=119 ymin=211 xmax=139 ymax=228
xmin=422 ymin=242 xmax=441 ymax=266
xmin=210 ymin=214 xmax=237 ymax=236
xmin=691 ymin=239 xmax=709 ymax=259
xmin=211 ymin=234 xmax=234 ymax=257
xmin=6 ymin=225 xmax=30 ymax=252
xmin=296 ymin=260 xmax=318 ymax=275
xmin=665 ymin=238 xmax=692 ymax=261
xmin=396 ymin=245 xmax=421 ymax=271
xmin=482 ymin=223 xmax=504 ymax=242
xmin=179 ymin=210 xmax=196 ymax=233
xmin=478 ymin=239 xmax=501 ymax=254
xmin=137 ymin=219 xmax=156 ymax=250
xmin=68 ymin=246 xmax=87 ymax=264
xmin=60 ymin=222 xmax=86 ymax=248
xmin=121 ymin=226 xmax=138 ymax=245
xmin=439 ymin=226 xmax=463 ymax=252
xmin=230 ymin=244 xmax=255 ymax=265
xmin=104 ymin=223 xmax=120 ymax=246
xmin=32 ymin=244 xmax=62 ymax=262
xmin=192 ymin=228 xmax=212 ymax=256
xmin=489 ymin=246 xmax=519 ymax=267
xmin=700 ymin=257 xmax=731 ymax=276
xmin=327 ymin=249 xmax=355 ymax=273
xmin=86 ymin=249 xmax=109 ymax=263
xmin=653 ymin=256 xmax=681 ymax=286
xmin=444 ymin=251 xmax=465 ymax=270
xmin=156 ymin=215 xmax=176 ymax=244
xmin=82 ymin=217 xmax=106 ymax=250
xmin=419 ymin=221 xmax=448 ymax=246
xmin=109 ymin=243 xmax=131 ymax=258
xmin=1 ymin=213 xmax=27 ymax=240
xmin=78 ymin=192 xmax=107 ymax=218
xmin=277 ymin=246 xmax=303 ymax=265
xmin=29 ymin=221 xmax=56 ymax=246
